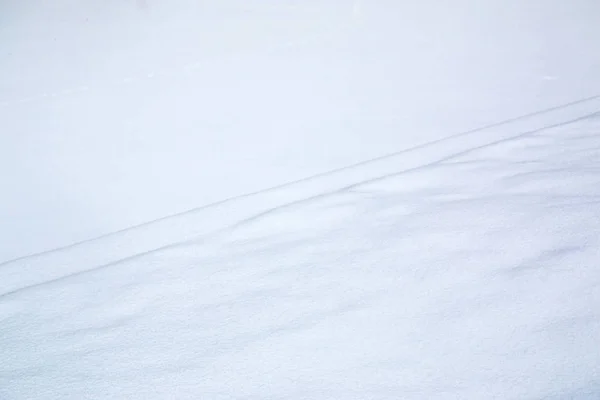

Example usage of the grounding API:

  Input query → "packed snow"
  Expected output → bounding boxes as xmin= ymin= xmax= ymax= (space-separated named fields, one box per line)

xmin=1 ymin=1 xmax=600 ymax=399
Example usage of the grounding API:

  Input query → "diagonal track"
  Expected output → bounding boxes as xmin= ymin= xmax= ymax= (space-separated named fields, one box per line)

xmin=1 ymin=95 xmax=599 ymax=296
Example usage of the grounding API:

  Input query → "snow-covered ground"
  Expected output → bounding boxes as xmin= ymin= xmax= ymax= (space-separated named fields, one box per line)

xmin=1 ymin=1 xmax=600 ymax=399
xmin=2 ymin=0 xmax=600 ymax=261
xmin=2 ymin=101 xmax=600 ymax=400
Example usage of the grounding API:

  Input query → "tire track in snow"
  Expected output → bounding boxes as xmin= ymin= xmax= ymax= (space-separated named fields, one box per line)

xmin=224 ymin=109 xmax=600 ymax=234
xmin=1 ymin=95 xmax=600 ymax=297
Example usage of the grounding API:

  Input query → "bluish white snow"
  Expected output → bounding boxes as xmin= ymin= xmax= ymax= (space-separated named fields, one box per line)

xmin=1 ymin=1 xmax=600 ymax=399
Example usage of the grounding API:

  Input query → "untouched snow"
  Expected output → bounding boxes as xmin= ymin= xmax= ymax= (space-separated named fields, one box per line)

xmin=2 ymin=109 xmax=600 ymax=398
xmin=2 ymin=1 xmax=600 ymax=399
xmin=2 ymin=0 xmax=600 ymax=261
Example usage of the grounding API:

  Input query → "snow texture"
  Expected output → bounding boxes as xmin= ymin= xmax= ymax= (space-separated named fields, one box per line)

xmin=1 ymin=1 xmax=600 ymax=399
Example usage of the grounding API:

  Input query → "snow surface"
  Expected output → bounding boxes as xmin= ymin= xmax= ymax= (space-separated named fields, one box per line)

xmin=2 ymin=1 xmax=600 ymax=399
xmin=2 ymin=102 xmax=600 ymax=400
xmin=2 ymin=0 xmax=600 ymax=261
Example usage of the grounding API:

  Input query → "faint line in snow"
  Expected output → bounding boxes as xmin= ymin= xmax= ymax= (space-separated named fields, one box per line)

xmin=3 ymin=106 xmax=599 ymax=299
xmin=1 ymin=95 xmax=599 ymax=273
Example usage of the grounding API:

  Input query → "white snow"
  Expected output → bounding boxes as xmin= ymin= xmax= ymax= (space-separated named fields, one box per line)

xmin=1 ymin=1 xmax=600 ymax=399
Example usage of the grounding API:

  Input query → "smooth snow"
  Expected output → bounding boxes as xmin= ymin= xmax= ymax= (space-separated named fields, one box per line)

xmin=1 ymin=1 xmax=600 ymax=399
xmin=2 ymin=107 xmax=600 ymax=400
xmin=2 ymin=0 xmax=600 ymax=261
